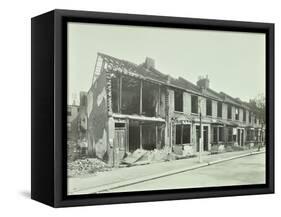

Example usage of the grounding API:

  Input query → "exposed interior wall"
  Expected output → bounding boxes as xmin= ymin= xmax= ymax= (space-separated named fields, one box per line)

xmin=168 ymin=89 xmax=175 ymax=114
xmin=159 ymin=87 xmax=166 ymax=118
xmin=87 ymin=68 xmax=109 ymax=160
xmin=142 ymin=81 xmax=158 ymax=117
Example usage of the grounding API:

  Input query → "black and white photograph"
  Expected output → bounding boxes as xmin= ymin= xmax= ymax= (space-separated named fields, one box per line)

xmin=66 ymin=22 xmax=267 ymax=195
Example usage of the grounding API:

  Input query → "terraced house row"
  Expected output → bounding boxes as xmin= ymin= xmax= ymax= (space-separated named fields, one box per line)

xmin=68 ymin=53 xmax=265 ymax=166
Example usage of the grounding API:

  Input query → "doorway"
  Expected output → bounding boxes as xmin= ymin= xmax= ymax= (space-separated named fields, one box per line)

xmin=129 ymin=122 xmax=140 ymax=152
xmin=203 ymin=126 xmax=209 ymax=151
xmin=196 ymin=126 xmax=200 ymax=152
xmin=237 ymin=129 xmax=241 ymax=146
xmin=113 ymin=122 xmax=127 ymax=166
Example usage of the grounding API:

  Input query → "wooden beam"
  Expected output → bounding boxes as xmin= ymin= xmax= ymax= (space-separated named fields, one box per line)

xmin=140 ymin=80 xmax=143 ymax=115
xmin=158 ymin=85 xmax=161 ymax=117
xmin=181 ymin=124 xmax=183 ymax=145
xmin=156 ymin=125 xmax=158 ymax=149
xmin=119 ymin=75 xmax=122 ymax=113
xmin=140 ymin=124 xmax=142 ymax=149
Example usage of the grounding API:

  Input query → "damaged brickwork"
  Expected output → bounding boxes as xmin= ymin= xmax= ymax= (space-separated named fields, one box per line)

xmin=68 ymin=53 xmax=265 ymax=167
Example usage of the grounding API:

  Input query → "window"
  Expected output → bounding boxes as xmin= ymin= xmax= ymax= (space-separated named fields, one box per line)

xmin=247 ymin=129 xmax=254 ymax=141
xmin=175 ymin=124 xmax=191 ymax=145
xmin=206 ymin=99 xmax=212 ymax=116
xmin=67 ymin=111 xmax=72 ymax=116
xmin=213 ymin=127 xmax=218 ymax=143
xmin=217 ymin=102 xmax=222 ymax=118
xmin=227 ymin=104 xmax=232 ymax=119
xmin=249 ymin=112 xmax=251 ymax=123
xmin=174 ymin=90 xmax=183 ymax=112
xmin=175 ymin=125 xmax=182 ymax=145
xmin=191 ymin=95 xmax=198 ymax=114
xmin=182 ymin=125 xmax=191 ymax=144
xmin=219 ymin=127 xmax=224 ymax=141
xmin=115 ymin=123 xmax=125 ymax=128
xmin=213 ymin=126 xmax=224 ymax=143
xmin=254 ymin=116 xmax=257 ymax=124
xmin=227 ymin=127 xmax=233 ymax=141
xmin=243 ymin=109 xmax=246 ymax=122
xmin=235 ymin=108 xmax=239 ymax=120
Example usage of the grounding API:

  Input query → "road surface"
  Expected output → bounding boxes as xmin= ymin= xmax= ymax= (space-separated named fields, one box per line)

xmin=107 ymin=153 xmax=265 ymax=193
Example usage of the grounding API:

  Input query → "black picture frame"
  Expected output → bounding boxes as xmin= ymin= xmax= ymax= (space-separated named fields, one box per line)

xmin=31 ymin=9 xmax=274 ymax=207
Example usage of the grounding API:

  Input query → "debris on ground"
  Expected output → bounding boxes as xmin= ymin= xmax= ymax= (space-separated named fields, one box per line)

xmin=122 ymin=146 xmax=194 ymax=166
xmin=210 ymin=144 xmax=225 ymax=154
xmin=67 ymin=158 xmax=111 ymax=177
xmin=122 ymin=149 xmax=147 ymax=165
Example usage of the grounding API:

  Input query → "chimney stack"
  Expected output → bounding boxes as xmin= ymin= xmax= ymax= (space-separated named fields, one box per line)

xmin=197 ymin=75 xmax=210 ymax=89
xmin=144 ymin=57 xmax=155 ymax=69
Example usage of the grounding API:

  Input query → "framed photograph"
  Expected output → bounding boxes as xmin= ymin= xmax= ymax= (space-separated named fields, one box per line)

xmin=31 ymin=9 xmax=274 ymax=207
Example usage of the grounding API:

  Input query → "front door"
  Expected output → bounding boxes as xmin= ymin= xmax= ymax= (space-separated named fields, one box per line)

xmin=241 ymin=129 xmax=244 ymax=146
xmin=203 ymin=126 xmax=209 ymax=151
xmin=196 ymin=126 xmax=200 ymax=152
xmin=237 ymin=129 xmax=241 ymax=146
xmin=114 ymin=127 xmax=127 ymax=166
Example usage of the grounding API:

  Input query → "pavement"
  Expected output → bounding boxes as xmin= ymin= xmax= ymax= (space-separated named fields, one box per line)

xmin=68 ymin=147 xmax=265 ymax=195
xmin=110 ymin=153 xmax=265 ymax=192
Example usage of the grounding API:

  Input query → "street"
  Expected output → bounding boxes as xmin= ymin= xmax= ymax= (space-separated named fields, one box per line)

xmin=108 ymin=153 xmax=265 ymax=193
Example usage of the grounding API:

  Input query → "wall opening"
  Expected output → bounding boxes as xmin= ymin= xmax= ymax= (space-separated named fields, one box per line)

xmin=174 ymin=89 xmax=183 ymax=112
xmin=121 ymin=76 xmax=140 ymax=115
xmin=142 ymin=81 xmax=158 ymax=117
xmin=129 ymin=121 xmax=140 ymax=152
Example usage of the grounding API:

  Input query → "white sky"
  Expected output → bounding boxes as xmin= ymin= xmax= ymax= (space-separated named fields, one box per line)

xmin=67 ymin=22 xmax=265 ymax=105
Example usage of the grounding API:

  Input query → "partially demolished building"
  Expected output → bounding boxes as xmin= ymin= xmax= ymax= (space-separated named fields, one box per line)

xmin=85 ymin=53 xmax=265 ymax=166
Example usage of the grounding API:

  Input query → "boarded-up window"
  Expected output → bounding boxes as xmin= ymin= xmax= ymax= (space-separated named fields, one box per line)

xmin=174 ymin=90 xmax=183 ymax=112
xmin=191 ymin=95 xmax=198 ymax=114
xmin=217 ymin=102 xmax=222 ymax=118
xmin=206 ymin=99 xmax=212 ymax=116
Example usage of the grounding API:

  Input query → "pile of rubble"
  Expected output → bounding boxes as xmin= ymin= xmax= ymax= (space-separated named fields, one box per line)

xmin=122 ymin=147 xmax=194 ymax=166
xmin=67 ymin=158 xmax=111 ymax=177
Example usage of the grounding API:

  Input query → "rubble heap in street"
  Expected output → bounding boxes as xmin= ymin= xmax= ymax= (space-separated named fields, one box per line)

xmin=68 ymin=158 xmax=111 ymax=177
xmin=122 ymin=148 xmax=196 ymax=166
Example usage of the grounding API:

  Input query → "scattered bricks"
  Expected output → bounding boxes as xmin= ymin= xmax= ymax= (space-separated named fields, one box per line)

xmin=67 ymin=158 xmax=111 ymax=177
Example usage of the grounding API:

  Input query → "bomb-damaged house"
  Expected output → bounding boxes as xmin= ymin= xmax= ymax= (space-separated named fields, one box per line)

xmin=84 ymin=53 xmax=265 ymax=166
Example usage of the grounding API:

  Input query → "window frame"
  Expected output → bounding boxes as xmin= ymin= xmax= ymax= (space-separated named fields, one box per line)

xmin=191 ymin=95 xmax=198 ymax=114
